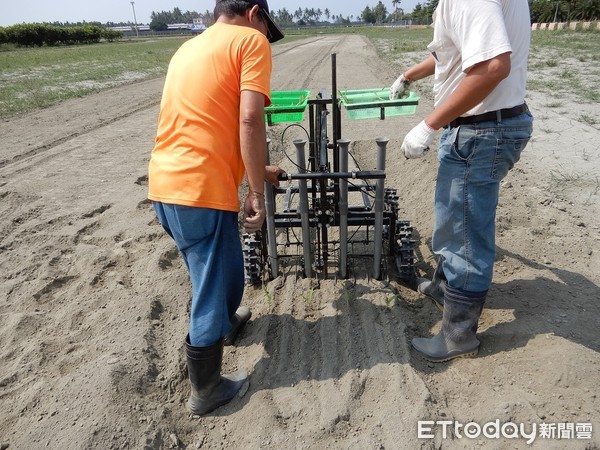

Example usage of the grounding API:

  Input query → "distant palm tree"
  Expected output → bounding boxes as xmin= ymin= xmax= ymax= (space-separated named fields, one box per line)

xmin=392 ymin=0 xmax=402 ymax=20
xmin=574 ymin=0 xmax=600 ymax=19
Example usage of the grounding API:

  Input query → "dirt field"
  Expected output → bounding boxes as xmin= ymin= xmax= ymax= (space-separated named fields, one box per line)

xmin=1 ymin=35 xmax=599 ymax=450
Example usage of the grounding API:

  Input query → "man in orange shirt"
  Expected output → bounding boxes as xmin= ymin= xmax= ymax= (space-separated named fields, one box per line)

xmin=148 ymin=0 xmax=283 ymax=415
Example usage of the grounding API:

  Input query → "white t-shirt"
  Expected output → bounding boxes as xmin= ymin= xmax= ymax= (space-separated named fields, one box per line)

xmin=429 ymin=0 xmax=531 ymax=116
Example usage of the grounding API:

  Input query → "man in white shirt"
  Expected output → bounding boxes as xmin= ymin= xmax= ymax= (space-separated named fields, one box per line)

xmin=390 ymin=0 xmax=534 ymax=362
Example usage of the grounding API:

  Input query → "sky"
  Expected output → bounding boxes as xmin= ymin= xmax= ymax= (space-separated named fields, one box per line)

xmin=0 ymin=0 xmax=421 ymax=27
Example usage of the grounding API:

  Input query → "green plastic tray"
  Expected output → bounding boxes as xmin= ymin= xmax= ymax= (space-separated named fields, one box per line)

xmin=265 ymin=90 xmax=310 ymax=125
xmin=338 ymin=88 xmax=419 ymax=120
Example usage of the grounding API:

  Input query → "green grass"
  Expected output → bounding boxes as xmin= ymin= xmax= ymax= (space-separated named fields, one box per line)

xmin=262 ymin=283 xmax=273 ymax=306
xmin=528 ymin=29 xmax=600 ymax=102
xmin=531 ymin=28 xmax=600 ymax=57
xmin=364 ymin=26 xmax=600 ymax=104
xmin=304 ymin=287 xmax=315 ymax=306
xmin=580 ymin=114 xmax=599 ymax=125
xmin=287 ymin=26 xmax=433 ymax=53
xmin=0 ymin=37 xmax=186 ymax=118
xmin=1 ymin=27 xmax=598 ymax=119
xmin=384 ymin=294 xmax=397 ymax=308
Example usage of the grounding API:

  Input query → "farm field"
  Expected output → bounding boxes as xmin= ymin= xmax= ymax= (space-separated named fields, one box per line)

xmin=0 ymin=30 xmax=599 ymax=449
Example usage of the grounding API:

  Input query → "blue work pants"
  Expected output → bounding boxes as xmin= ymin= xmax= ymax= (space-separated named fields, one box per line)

xmin=433 ymin=112 xmax=533 ymax=293
xmin=152 ymin=202 xmax=244 ymax=347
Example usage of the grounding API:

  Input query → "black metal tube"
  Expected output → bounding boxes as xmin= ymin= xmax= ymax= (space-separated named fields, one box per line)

xmin=373 ymin=137 xmax=388 ymax=280
xmin=277 ymin=170 xmax=386 ymax=181
xmin=319 ymin=176 xmax=328 ymax=277
xmin=294 ymin=139 xmax=312 ymax=278
xmin=319 ymin=110 xmax=328 ymax=169
xmin=264 ymin=138 xmax=278 ymax=280
xmin=331 ymin=53 xmax=341 ymax=207
xmin=308 ymin=103 xmax=315 ymax=171
xmin=338 ymin=139 xmax=350 ymax=279
xmin=331 ymin=53 xmax=338 ymax=172
xmin=273 ymin=184 xmax=376 ymax=195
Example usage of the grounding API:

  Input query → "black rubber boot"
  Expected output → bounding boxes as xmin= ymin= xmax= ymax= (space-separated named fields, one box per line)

xmin=411 ymin=285 xmax=486 ymax=362
xmin=224 ymin=306 xmax=252 ymax=346
xmin=185 ymin=336 xmax=248 ymax=415
xmin=417 ymin=256 xmax=446 ymax=311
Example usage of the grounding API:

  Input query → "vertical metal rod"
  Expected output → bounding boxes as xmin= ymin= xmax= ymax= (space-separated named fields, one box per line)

xmin=331 ymin=53 xmax=340 ymax=207
xmin=319 ymin=110 xmax=328 ymax=169
xmin=264 ymin=138 xmax=278 ymax=279
xmin=308 ymin=102 xmax=318 ymax=208
xmin=331 ymin=53 xmax=338 ymax=172
xmin=294 ymin=139 xmax=313 ymax=278
xmin=319 ymin=177 xmax=328 ymax=278
xmin=308 ymin=103 xmax=316 ymax=171
xmin=130 ymin=1 xmax=139 ymax=38
xmin=373 ymin=137 xmax=388 ymax=280
xmin=338 ymin=139 xmax=350 ymax=279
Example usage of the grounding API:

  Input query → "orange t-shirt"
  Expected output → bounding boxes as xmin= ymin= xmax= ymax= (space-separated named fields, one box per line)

xmin=148 ymin=23 xmax=272 ymax=211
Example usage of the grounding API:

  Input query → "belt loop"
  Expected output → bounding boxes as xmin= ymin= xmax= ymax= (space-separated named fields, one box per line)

xmin=496 ymin=110 xmax=502 ymax=123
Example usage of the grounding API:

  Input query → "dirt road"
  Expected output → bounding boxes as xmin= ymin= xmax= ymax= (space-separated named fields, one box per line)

xmin=1 ymin=35 xmax=599 ymax=449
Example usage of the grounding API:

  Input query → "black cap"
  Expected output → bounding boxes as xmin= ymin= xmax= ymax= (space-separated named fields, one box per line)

xmin=247 ymin=0 xmax=284 ymax=43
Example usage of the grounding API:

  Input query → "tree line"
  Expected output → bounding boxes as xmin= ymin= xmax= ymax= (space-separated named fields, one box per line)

xmin=148 ymin=6 xmax=360 ymax=29
xmin=361 ymin=0 xmax=600 ymax=24
xmin=530 ymin=0 xmax=600 ymax=22
xmin=2 ymin=0 xmax=598 ymax=45
xmin=148 ymin=0 xmax=599 ymax=30
xmin=0 ymin=24 xmax=122 ymax=47
xmin=148 ymin=4 xmax=426 ymax=29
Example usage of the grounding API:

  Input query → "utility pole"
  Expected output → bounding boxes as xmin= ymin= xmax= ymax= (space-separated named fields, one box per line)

xmin=553 ymin=1 xmax=560 ymax=23
xmin=130 ymin=1 xmax=139 ymax=37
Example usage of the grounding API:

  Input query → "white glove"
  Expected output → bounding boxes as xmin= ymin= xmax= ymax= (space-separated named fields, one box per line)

xmin=401 ymin=120 xmax=437 ymax=159
xmin=389 ymin=74 xmax=411 ymax=99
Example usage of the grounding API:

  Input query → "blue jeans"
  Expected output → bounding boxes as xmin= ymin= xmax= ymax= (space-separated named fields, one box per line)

xmin=152 ymin=202 xmax=244 ymax=347
xmin=433 ymin=112 xmax=533 ymax=293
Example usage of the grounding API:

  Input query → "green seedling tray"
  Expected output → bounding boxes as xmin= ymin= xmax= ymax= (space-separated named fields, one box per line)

xmin=338 ymin=88 xmax=419 ymax=120
xmin=265 ymin=90 xmax=310 ymax=124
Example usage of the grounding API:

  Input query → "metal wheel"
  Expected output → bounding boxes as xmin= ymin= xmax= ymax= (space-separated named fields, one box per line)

xmin=383 ymin=188 xmax=399 ymax=241
xmin=242 ymin=231 xmax=263 ymax=285
xmin=394 ymin=220 xmax=417 ymax=286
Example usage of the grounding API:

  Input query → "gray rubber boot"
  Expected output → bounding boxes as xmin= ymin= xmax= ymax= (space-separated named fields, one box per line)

xmin=224 ymin=306 xmax=252 ymax=346
xmin=185 ymin=336 xmax=248 ymax=415
xmin=417 ymin=256 xmax=446 ymax=311
xmin=411 ymin=285 xmax=486 ymax=362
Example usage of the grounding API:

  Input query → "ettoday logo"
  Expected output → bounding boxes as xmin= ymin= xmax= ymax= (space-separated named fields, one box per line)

xmin=418 ymin=420 xmax=593 ymax=445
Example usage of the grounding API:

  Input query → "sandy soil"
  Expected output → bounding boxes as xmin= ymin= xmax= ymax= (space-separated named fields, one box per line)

xmin=1 ymin=35 xmax=599 ymax=450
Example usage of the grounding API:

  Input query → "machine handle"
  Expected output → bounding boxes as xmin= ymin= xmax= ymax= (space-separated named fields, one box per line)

xmin=277 ymin=170 xmax=385 ymax=181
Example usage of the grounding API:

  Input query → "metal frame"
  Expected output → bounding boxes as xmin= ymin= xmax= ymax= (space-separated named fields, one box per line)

xmin=243 ymin=53 xmax=417 ymax=285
